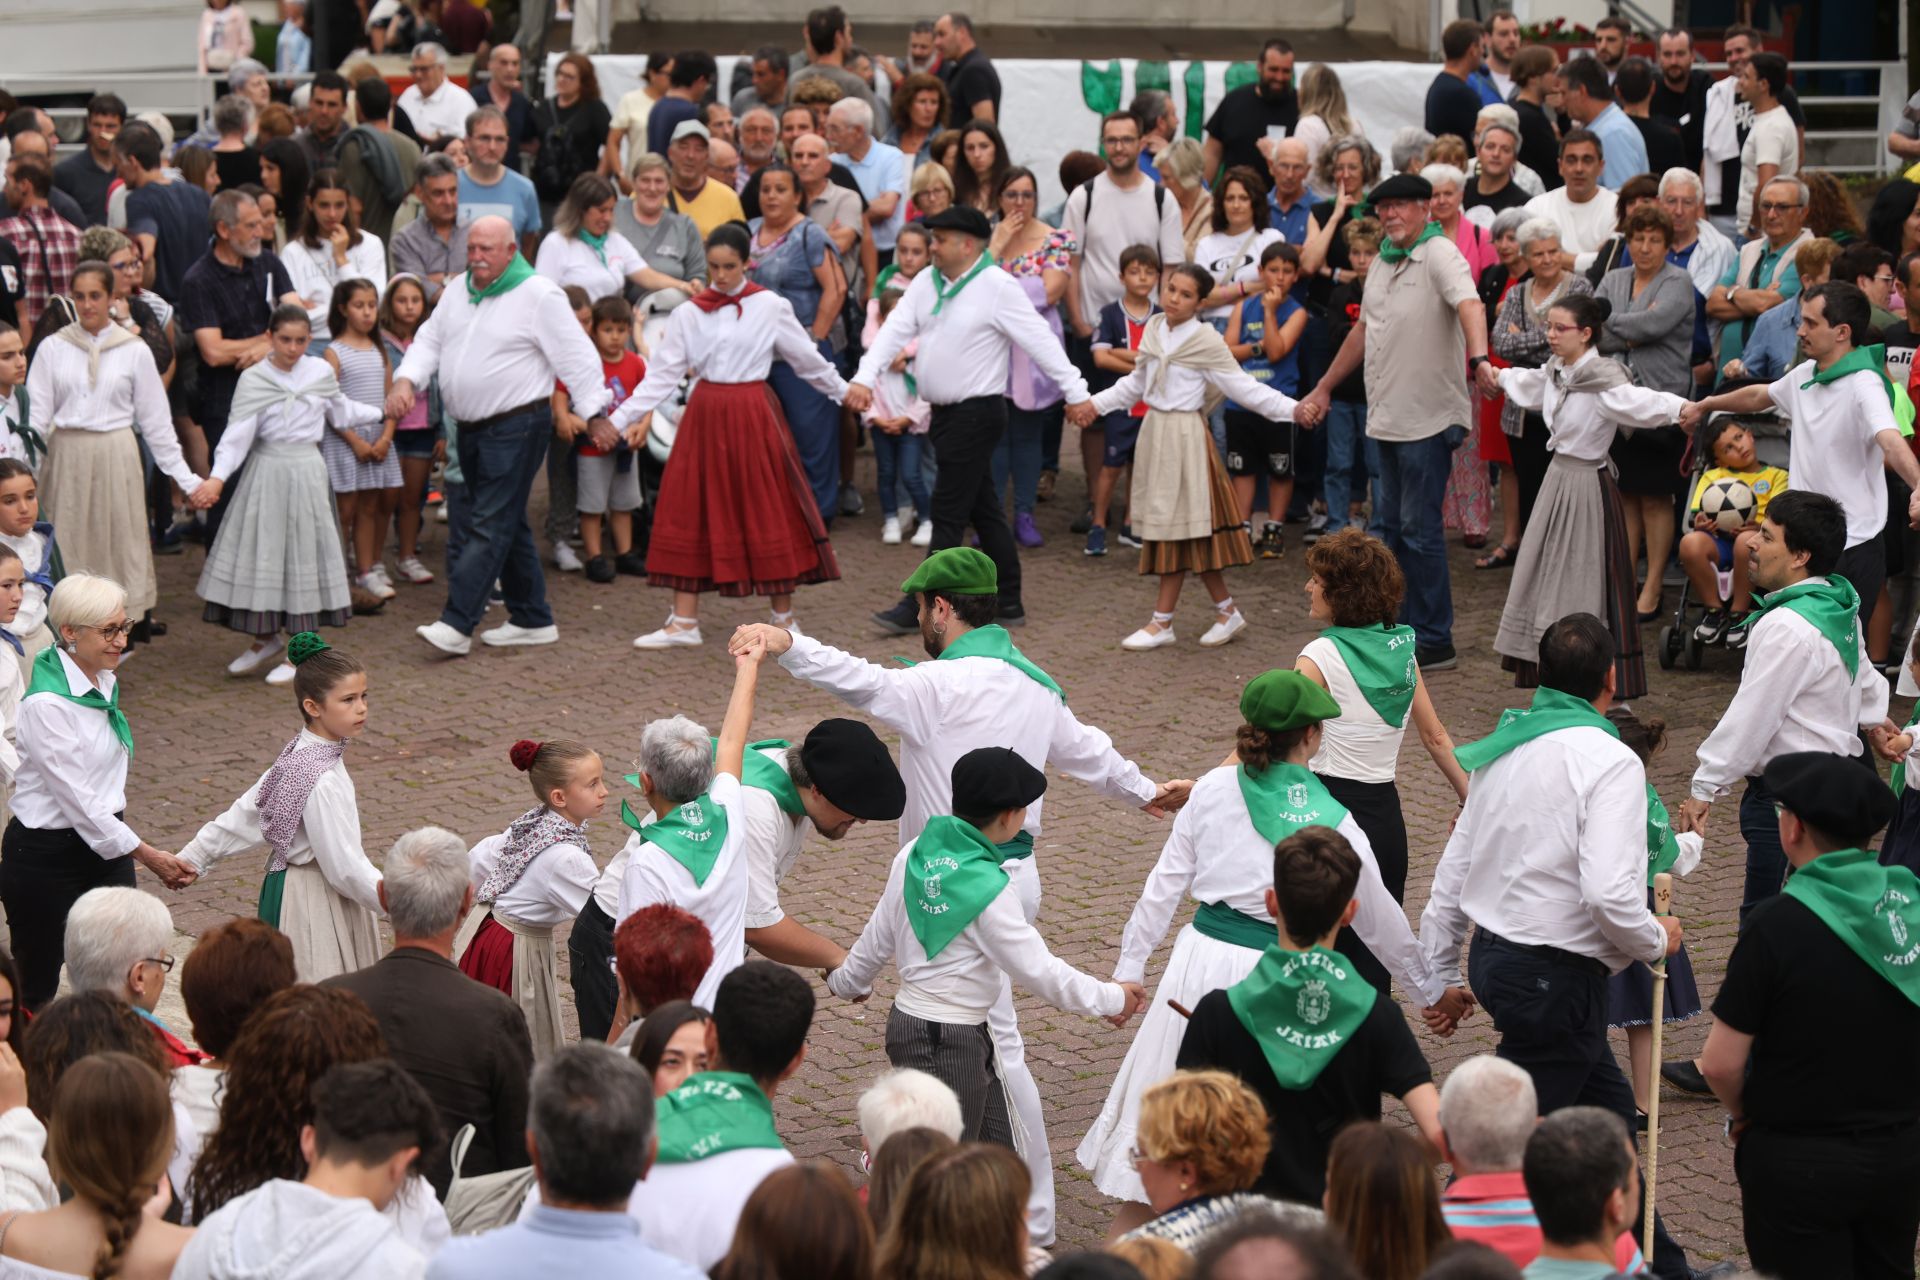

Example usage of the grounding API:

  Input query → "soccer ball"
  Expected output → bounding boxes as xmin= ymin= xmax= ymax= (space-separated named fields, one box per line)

xmin=1700 ymin=477 xmax=1756 ymax=535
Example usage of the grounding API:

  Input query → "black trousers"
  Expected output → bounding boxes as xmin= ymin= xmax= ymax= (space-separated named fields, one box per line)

xmin=567 ymin=898 xmax=619 ymax=1046
xmin=927 ymin=396 xmax=1021 ymax=607
xmin=0 ymin=819 xmax=137 ymax=1010
xmin=1321 ymin=775 xmax=1408 ymax=998
xmin=1836 ymin=537 xmax=1887 ymax=633
xmin=1738 ymin=1122 xmax=1920 ymax=1280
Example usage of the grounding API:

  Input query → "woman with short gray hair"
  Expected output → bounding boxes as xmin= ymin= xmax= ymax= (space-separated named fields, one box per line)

xmin=612 ymin=153 xmax=705 ymax=305
xmin=1490 ymin=217 xmax=1591 ymax=531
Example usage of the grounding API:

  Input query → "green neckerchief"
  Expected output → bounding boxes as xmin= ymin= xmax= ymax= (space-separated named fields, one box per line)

xmin=1375 ymin=221 xmax=1444 ymax=264
xmin=577 ymin=227 xmax=609 ymax=266
xmin=1735 ymin=576 xmax=1860 ymax=679
xmin=930 ymin=252 xmax=992 ymax=315
xmin=652 ymin=1071 xmax=785 ymax=1163
xmin=1226 ymin=945 xmax=1379 ymax=1089
xmin=621 ymin=784 xmax=730 ymax=887
xmin=1801 ymin=344 xmax=1897 ymax=416
xmin=466 ymin=252 xmax=536 ymax=303
xmin=1236 ymin=763 xmax=1350 ymax=846
xmin=1453 ymin=687 xmax=1618 ymax=774
xmin=997 ymin=830 xmax=1035 ymax=861
xmin=26 ymin=645 xmax=131 ymax=756
xmin=707 ymin=739 xmax=803 ymax=816
xmin=1781 ymin=847 xmax=1920 ymax=1007
xmin=874 ymin=262 xmax=902 ymax=294
xmin=1319 ymin=624 xmax=1419 ymax=728
xmin=1894 ymin=702 xmax=1920 ymax=799
xmin=904 ymin=815 xmax=1011 ymax=959
xmin=938 ymin=624 xmax=1064 ymax=699
xmin=1645 ymin=783 xmax=1681 ymax=883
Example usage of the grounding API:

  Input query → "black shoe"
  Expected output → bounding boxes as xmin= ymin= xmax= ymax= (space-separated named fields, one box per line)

xmin=872 ymin=598 xmax=919 ymax=635
xmin=1070 ymin=506 xmax=1094 ymax=535
xmin=1660 ymin=1059 xmax=1711 ymax=1095
xmin=997 ymin=602 xmax=1027 ymax=627
xmin=1724 ymin=611 xmax=1752 ymax=650
xmin=1416 ymin=643 xmax=1457 ymax=671
xmin=585 ymin=556 xmax=615 ymax=583
xmin=1634 ymin=1109 xmax=1649 ymax=1133
xmin=1692 ymin=608 xmax=1730 ymax=645
xmin=614 ymin=551 xmax=647 ymax=576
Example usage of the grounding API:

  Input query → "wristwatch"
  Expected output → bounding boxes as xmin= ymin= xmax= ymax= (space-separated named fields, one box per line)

xmin=1468 ymin=355 xmax=1490 ymax=372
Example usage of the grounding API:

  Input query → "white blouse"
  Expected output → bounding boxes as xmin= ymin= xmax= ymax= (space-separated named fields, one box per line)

xmin=467 ymin=829 xmax=597 ymax=928
xmin=535 ymin=230 xmax=647 ymax=302
xmin=176 ymin=728 xmax=385 ymax=916
xmin=0 ymin=529 xmax=50 ymax=641
xmin=0 ymin=649 xmax=23 ymax=785
xmin=10 ymin=650 xmax=136 ymax=856
xmin=0 ymin=394 xmax=31 ymax=468
xmin=280 ymin=234 xmax=389 ymax=342
xmin=1088 ymin=317 xmax=1297 ymax=421
xmin=1496 ymin=350 xmax=1685 ymax=462
xmin=211 ymin=356 xmax=383 ymax=481
xmin=610 ymin=289 xmax=848 ymax=429
xmin=1300 ymin=636 xmax=1403 ymax=783
xmin=24 ymin=331 xmax=199 ymax=492
xmin=1192 ymin=227 xmax=1286 ymax=321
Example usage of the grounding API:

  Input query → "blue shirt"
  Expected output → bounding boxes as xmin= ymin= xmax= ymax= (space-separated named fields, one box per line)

xmin=457 ymin=167 xmax=542 ymax=241
xmin=1230 ymin=293 xmax=1303 ymax=408
xmin=1738 ymin=293 xmax=1801 ymax=383
xmin=427 ymin=1205 xmax=704 ymax=1280
xmin=831 ymin=139 xmax=909 ymax=251
xmin=276 ymin=23 xmax=311 ymax=75
xmin=1586 ymin=102 xmax=1649 ymax=191
xmin=1266 ymin=193 xmax=1312 ymax=246
xmin=1715 ymin=236 xmax=1804 ymax=360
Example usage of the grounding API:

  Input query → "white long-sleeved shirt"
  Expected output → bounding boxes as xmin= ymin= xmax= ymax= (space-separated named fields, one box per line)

xmin=1495 ymin=351 xmax=1686 ymax=463
xmin=777 ymin=632 xmax=1154 ymax=844
xmin=609 ymin=288 xmax=846 ymax=430
xmin=1691 ymin=581 xmax=1888 ymax=800
xmin=615 ymin=772 xmax=749 ymax=1009
xmin=740 ymin=746 xmax=808 ymax=930
xmin=177 ymin=729 xmax=385 ymax=916
xmin=11 ymin=649 xmax=136 ymax=856
xmin=0 ymin=528 xmax=49 ymax=643
xmin=1088 ymin=316 xmax=1297 ymax=421
xmin=1420 ymin=725 xmax=1668 ymax=982
xmin=279 ymin=234 xmax=388 ymax=342
xmin=1523 ymin=186 xmax=1620 ymax=270
xmin=1114 ymin=766 xmax=1446 ymax=1005
xmin=467 ymin=829 xmax=597 ymax=927
xmin=0 ymin=1107 xmax=56 ymax=1212
xmin=534 ymin=229 xmax=646 ymax=302
xmin=396 ymin=273 xmax=611 ymax=423
xmin=828 ymin=837 xmax=1125 ymax=1024
xmin=853 ymin=259 xmax=1090 ymax=406
xmin=212 ymin=356 xmax=383 ymax=481
xmin=25 ymin=329 xmax=199 ymax=492
xmin=0 ymin=645 xmax=24 ymax=785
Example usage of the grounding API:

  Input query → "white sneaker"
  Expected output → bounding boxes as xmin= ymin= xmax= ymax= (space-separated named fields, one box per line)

xmin=370 ymin=563 xmax=396 ymax=594
xmin=395 ymin=556 xmax=435 ymax=585
xmin=1200 ymin=610 xmax=1248 ymax=648
xmin=633 ymin=620 xmax=704 ymax=649
xmin=1122 ymin=624 xmax=1177 ymax=651
xmin=481 ymin=621 xmax=560 ymax=647
xmin=416 ymin=621 xmax=472 ymax=655
xmin=356 ymin=570 xmax=396 ymax=601
xmin=897 ymin=506 xmax=915 ymax=525
xmin=554 ymin=543 xmax=585 ymax=573
xmin=910 ymin=521 xmax=933 ymax=547
xmin=226 ymin=641 xmax=280 ymax=676
xmin=436 ymin=504 xmax=450 ymax=524
xmin=263 ymin=661 xmax=297 ymax=685
xmin=882 ymin=516 xmax=902 ymax=545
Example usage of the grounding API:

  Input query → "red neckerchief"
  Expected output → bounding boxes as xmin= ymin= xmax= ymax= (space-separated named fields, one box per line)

xmin=690 ymin=282 xmax=767 ymax=314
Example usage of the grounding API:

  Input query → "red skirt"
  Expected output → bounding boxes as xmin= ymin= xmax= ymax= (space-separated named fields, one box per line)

xmin=458 ymin=914 xmax=513 ymax=996
xmin=646 ymin=381 xmax=842 ymax=597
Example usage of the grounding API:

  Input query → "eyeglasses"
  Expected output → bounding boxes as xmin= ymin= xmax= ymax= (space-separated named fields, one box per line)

xmin=1101 ymin=136 xmax=1140 ymax=148
xmin=409 ymin=65 xmax=434 ymax=76
xmin=91 ymin=622 xmax=136 ymax=641
xmin=1875 ymin=273 xmax=1898 ymax=285
xmin=1545 ymin=322 xmax=1585 ymax=335
xmin=1128 ymin=1146 xmax=1158 ymax=1165
xmin=110 ymin=259 xmax=141 ymax=274
xmin=143 ymin=955 xmax=175 ymax=972
xmin=1757 ymin=201 xmax=1802 ymax=213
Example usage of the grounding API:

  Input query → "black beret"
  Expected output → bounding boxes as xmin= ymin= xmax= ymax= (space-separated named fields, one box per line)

xmin=1763 ymin=750 xmax=1896 ymax=844
xmin=951 ymin=746 xmax=1047 ymax=817
xmin=1367 ymin=173 xmax=1434 ymax=205
xmin=921 ymin=206 xmax=993 ymax=240
xmin=799 ymin=718 xmax=905 ymax=821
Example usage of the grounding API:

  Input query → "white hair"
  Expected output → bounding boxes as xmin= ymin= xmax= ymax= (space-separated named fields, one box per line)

xmin=828 ymin=96 xmax=874 ymax=136
xmin=227 ymin=57 xmax=269 ymax=91
xmin=1762 ymin=173 xmax=1809 ymax=208
xmin=1475 ymin=103 xmax=1520 ymax=137
xmin=1490 ymin=205 xmax=1533 ymax=241
xmin=858 ymin=1068 xmax=965 ymax=1151
xmin=1391 ymin=126 xmax=1434 ymax=174
xmin=1517 ymin=215 xmax=1562 ymax=251
xmin=48 ymin=573 xmax=128 ymax=636
xmin=384 ymin=827 xmax=471 ymax=938
xmin=1658 ymin=167 xmax=1704 ymax=201
xmin=1439 ymin=1055 xmax=1539 ymax=1174
xmin=64 ymin=887 xmax=172 ymax=996
xmin=639 ymin=715 xmax=714 ymax=805
xmin=413 ymin=41 xmax=449 ymax=66
xmin=1420 ymin=162 xmax=1466 ymax=193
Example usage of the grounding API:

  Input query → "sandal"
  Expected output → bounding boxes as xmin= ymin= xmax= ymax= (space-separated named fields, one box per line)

xmin=1474 ymin=543 xmax=1519 ymax=570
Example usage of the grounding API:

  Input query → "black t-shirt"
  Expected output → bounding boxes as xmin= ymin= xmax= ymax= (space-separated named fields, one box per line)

xmin=1649 ymin=69 xmax=1712 ymax=172
xmin=1632 ymin=115 xmax=1688 ymax=180
xmin=1327 ymin=279 xmax=1369 ymax=403
xmin=1425 ymin=72 xmax=1483 ymax=146
xmin=1885 ymin=320 xmax=1918 ymax=389
xmin=1465 ymin=175 xmax=1531 ymax=217
xmin=941 ymin=47 xmax=1001 ymax=128
xmin=0 ymin=239 xmax=21 ymax=333
xmin=1177 ymin=985 xmax=1432 ymax=1204
xmin=53 ymin=152 xmax=115 ymax=228
xmin=213 ymin=147 xmax=263 ymax=193
xmin=534 ymin=97 xmax=614 ymax=203
xmin=1512 ymin=98 xmax=1563 ymax=192
xmin=1205 ymin=84 xmax=1301 ymax=178
xmin=1713 ymin=892 xmax=1920 ymax=1133
xmin=125 ymin=179 xmax=214 ymax=304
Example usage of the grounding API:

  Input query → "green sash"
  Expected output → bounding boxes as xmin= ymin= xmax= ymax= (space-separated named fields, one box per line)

xmin=467 ymin=252 xmax=536 ymax=303
xmin=904 ymin=815 xmax=1009 ymax=959
xmin=1801 ymin=344 xmax=1897 ymax=416
xmin=1453 ymin=687 xmax=1618 ymax=774
xmin=930 ymin=252 xmax=992 ymax=315
xmin=1226 ymin=945 xmax=1379 ymax=1089
xmin=1236 ymin=763 xmax=1350 ymax=846
xmin=1194 ymin=901 xmax=1276 ymax=949
xmin=1319 ymin=624 xmax=1419 ymax=728
xmin=708 ymin=739 xmax=803 ymax=816
xmin=1645 ymin=784 xmax=1680 ymax=883
xmin=1735 ymin=576 xmax=1860 ymax=679
xmin=652 ymin=1072 xmax=785 ymax=1163
xmin=1376 ymin=221 xmax=1444 ymax=264
xmin=938 ymin=624 xmax=1064 ymax=699
xmin=997 ymin=830 xmax=1035 ymax=861
xmin=1893 ymin=703 xmax=1919 ymax=799
xmin=257 ymin=868 xmax=285 ymax=929
xmin=622 ymin=785 xmax=730 ymax=887
xmin=1781 ymin=847 xmax=1920 ymax=1007
xmin=26 ymin=646 xmax=131 ymax=756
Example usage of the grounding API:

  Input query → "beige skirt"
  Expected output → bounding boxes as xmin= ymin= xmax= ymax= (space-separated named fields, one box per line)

xmin=41 ymin=429 xmax=157 ymax=616
xmin=452 ymin=906 xmax=565 ymax=1059
xmin=280 ymin=861 xmax=384 ymax=983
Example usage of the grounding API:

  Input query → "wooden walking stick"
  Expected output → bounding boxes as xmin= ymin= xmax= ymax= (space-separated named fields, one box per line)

xmin=1643 ymin=870 xmax=1674 ymax=1260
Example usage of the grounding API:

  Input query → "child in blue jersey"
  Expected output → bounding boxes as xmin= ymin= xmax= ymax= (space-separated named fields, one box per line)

xmin=1223 ymin=242 xmax=1308 ymax=559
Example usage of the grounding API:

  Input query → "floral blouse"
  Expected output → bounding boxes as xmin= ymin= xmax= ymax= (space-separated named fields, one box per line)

xmin=1000 ymin=228 xmax=1077 ymax=280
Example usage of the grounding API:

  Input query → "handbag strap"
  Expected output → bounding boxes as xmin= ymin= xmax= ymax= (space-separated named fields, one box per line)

xmin=448 ymin=1123 xmax=477 ymax=1181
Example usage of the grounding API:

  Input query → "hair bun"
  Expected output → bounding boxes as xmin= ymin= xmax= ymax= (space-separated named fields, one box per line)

xmin=509 ymin=740 xmax=542 ymax=772
xmin=285 ymin=632 xmax=331 ymax=666
xmin=1589 ymin=296 xmax=1613 ymax=324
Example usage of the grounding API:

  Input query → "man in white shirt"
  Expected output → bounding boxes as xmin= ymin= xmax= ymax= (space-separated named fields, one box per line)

xmin=848 ymin=208 xmax=1093 ymax=631
xmin=825 ymin=98 xmax=907 ymax=260
xmin=1735 ymin=52 xmax=1798 ymax=239
xmin=398 ymin=42 xmax=478 ymax=147
xmin=388 ymin=218 xmax=611 ymax=656
xmin=1522 ymin=131 xmax=1619 ymax=271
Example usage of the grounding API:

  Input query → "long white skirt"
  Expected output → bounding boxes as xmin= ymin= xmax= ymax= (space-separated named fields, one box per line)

xmin=1074 ymin=923 xmax=1264 ymax=1202
xmin=503 ymin=916 xmax=564 ymax=1060
xmin=281 ymin=861 xmax=383 ymax=983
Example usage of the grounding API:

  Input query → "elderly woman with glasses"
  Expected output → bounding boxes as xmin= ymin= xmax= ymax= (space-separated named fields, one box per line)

xmin=536 ymin=172 xmax=699 ymax=303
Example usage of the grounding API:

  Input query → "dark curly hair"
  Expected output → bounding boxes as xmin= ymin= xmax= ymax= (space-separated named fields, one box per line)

xmin=21 ymin=991 xmax=171 ymax=1124
xmin=1305 ymin=528 xmax=1405 ymax=628
xmin=188 ymin=985 xmax=386 ymax=1218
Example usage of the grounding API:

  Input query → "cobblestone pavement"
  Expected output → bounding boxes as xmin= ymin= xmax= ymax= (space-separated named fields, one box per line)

xmin=123 ymin=461 xmax=1801 ymax=1267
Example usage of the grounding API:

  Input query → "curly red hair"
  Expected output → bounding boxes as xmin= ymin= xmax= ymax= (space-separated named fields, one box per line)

xmin=614 ymin=905 xmax=714 ymax=1015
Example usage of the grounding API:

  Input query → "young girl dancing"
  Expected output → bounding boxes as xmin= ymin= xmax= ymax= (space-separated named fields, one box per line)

xmin=191 ymin=304 xmax=379 ymax=684
xmin=177 ymin=634 xmax=386 ymax=982
xmin=1088 ymin=263 xmax=1298 ymax=653
xmin=460 ymin=739 xmax=606 ymax=1058
xmin=379 ymin=274 xmax=444 ymax=587
xmin=323 ymin=278 xmax=404 ymax=603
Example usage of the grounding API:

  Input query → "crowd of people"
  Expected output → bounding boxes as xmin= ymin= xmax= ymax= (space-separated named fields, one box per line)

xmin=0 ymin=7 xmax=1918 ymax=1280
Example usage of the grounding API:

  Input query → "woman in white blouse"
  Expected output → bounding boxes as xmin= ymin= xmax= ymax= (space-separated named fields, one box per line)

xmin=1478 ymin=292 xmax=1688 ymax=700
xmin=0 ymin=574 xmax=193 ymax=1011
xmin=279 ymin=169 xmax=387 ymax=349
xmin=535 ymin=172 xmax=697 ymax=303
xmin=1192 ymin=168 xmax=1286 ymax=326
xmin=24 ymin=264 xmax=202 ymax=645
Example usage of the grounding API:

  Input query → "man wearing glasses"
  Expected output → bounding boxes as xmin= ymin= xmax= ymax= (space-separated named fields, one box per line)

xmin=457 ymin=107 xmax=542 ymax=260
xmin=1706 ymin=174 xmax=1811 ymax=367
xmin=398 ymin=42 xmax=478 ymax=148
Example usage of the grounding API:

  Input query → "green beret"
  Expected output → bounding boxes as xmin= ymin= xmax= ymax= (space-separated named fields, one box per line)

xmin=1240 ymin=669 xmax=1343 ymax=732
xmin=900 ymin=547 xmax=999 ymax=597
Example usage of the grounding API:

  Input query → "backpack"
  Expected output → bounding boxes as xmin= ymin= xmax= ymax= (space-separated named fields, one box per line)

xmin=1076 ymin=174 xmax=1168 ymax=224
xmin=442 ymin=1123 xmax=537 ymax=1235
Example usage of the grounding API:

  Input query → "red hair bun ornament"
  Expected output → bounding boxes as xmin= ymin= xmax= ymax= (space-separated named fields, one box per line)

xmin=509 ymin=740 xmax=543 ymax=772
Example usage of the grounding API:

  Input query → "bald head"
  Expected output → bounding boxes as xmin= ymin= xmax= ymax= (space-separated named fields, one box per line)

xmin=1268 ymin=137 xmax=1310 ymax=202
xmin=709 ymin=138 xmax=740 ymax=185
xmin=789 ymin=132 xmax=831 ymax=189
xmin=466 ymin=215 xmax=517 ymax=286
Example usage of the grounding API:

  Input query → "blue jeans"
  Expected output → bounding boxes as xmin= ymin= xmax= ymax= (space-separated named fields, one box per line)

xmin=768 ymin=341 xmax=841 ymax=524
xmin=442 ymin=480 xmax=471 ymax=578
xmin=1738 ymin=774 xmax=1787 ymax=930
xmin=442 ymin=406 xmax=553 ymax=635
xmin=991 ymin=402 xmax=1052 ymax=516
xmin=873 ymin=429 xmax=930 ymax=519
xmin=1322 ymin=400 xmax=1384 ymax=534
xmin=1374 ymin=426 xmax=1464 ymax=649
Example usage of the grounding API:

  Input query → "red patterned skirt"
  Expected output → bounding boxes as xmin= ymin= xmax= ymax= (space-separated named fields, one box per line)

xmin=646 ymin=381 xmax=841 ymax=597
xmin=457 ymin=914 xmax=514 ymax=995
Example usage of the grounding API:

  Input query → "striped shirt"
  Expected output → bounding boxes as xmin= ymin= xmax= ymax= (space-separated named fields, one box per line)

xmin=1441 ymin=1171 xmax=1647 ymax=1274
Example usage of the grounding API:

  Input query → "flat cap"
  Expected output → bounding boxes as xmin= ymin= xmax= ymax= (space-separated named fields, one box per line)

xmin=901 ymin=546 xmax=998 ymax=597
xmin=951 ymin=746 xmax=1047 ymax=817
xmin=1763 ymin=750 xmax=1897 ymax=844
xmin=800 ymin=718 xmax=905 ymax=821
xmin=1240 ymin=669 xmax=1343 ymax=733
xmin=921 ymin=205 xmax=993 ymax=240
xmin=1367 ymin=172 xmax=1434 ymax=205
